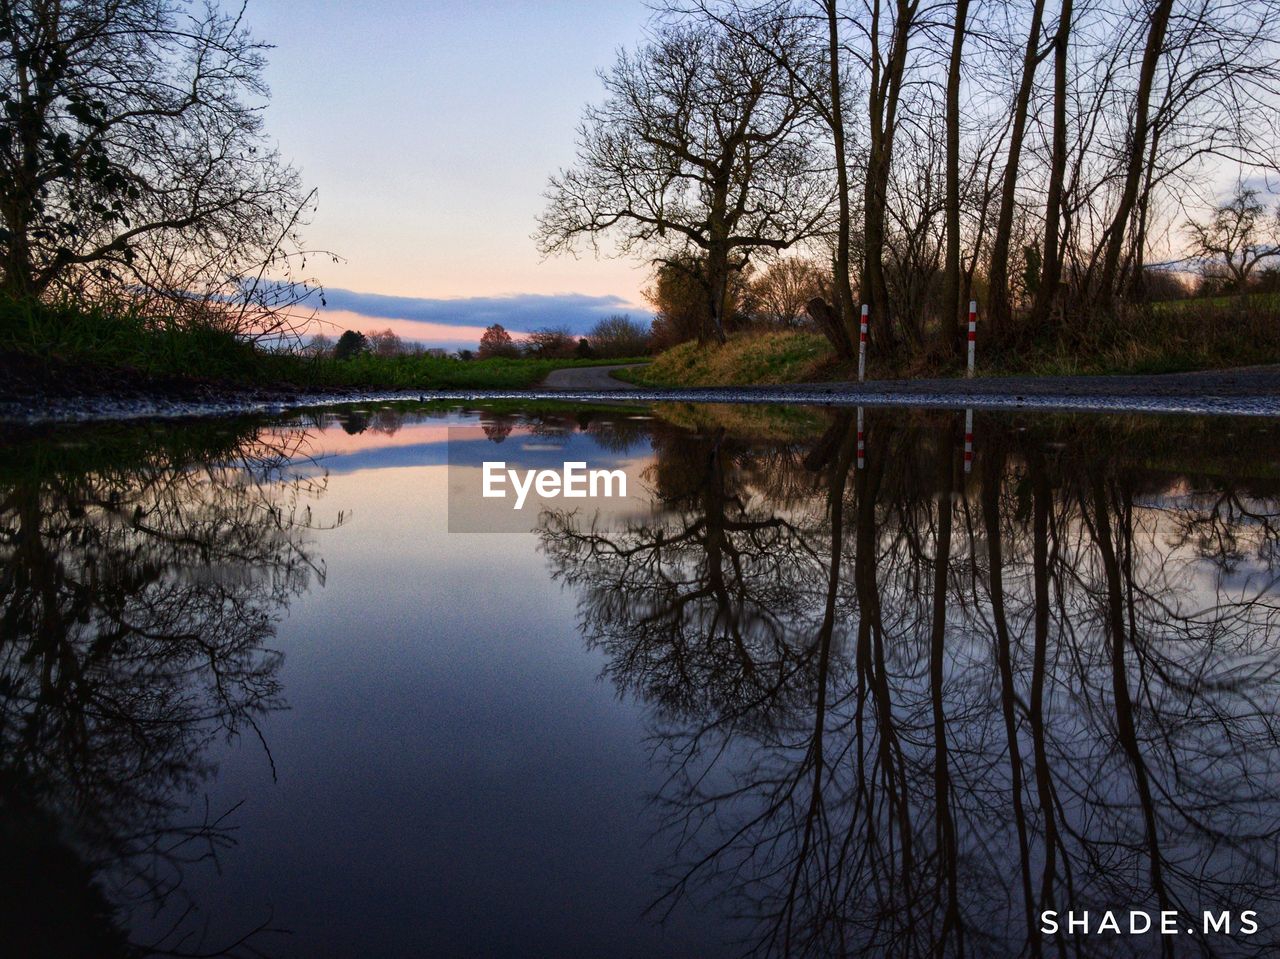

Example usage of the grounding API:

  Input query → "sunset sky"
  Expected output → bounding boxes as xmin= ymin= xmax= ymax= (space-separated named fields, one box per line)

xmin=244 ymin=0 xmax=655 ymax=347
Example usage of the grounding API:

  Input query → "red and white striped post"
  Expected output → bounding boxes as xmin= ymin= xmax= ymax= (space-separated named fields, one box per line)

xmin=856 ymin=406 xmax=865 ymax=471
xmin=963 ymin=408 xmax=974 ymax=474
xmin=966 ymin=300 xmax=977 ymax=378
xmin=858 ymin=304 xmax=869 ymax=382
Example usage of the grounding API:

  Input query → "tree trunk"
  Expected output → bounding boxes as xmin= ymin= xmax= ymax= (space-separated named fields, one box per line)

xmin=826 ymin=0 xmax=858 ymax=357
xmin=1125 ymin=121 xmax=1163 ymax=301
xmin=1098 ymin=0 xmax=1175 ymax=309
xmin=1030 ymin=0 xmax=1073 ymax=329
xmin=942 ymin=0 xmax=971 ymax=357
xmin=705 ymin=242 xmax=730 ymax=344
xmin=1 ymin=207 xmax=36 ymax=298
xmin=987 ymin=0 xmax=1049 ymax=334
xmin=863 ymin=0 xmax=918 ymax=352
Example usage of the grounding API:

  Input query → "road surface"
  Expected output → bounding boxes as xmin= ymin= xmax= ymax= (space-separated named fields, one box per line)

xmin=539 ymin=363 xmax=648 ymax=391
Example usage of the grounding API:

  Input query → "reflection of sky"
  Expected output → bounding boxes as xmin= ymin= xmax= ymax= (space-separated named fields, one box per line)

xmin=285 ymin=416 xmax=652 ymax=477
xmin=150 ymin=411 xmax=736 ymax=957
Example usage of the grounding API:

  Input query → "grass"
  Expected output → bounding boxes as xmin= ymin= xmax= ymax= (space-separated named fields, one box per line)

xmin=1154 ymin=290 xmax=1280 ymax=314
xmin=7 ymin=292 xmax=1277 ymax=396
xmin=618 ymin=330 xmax=832 ymax=387
xmin=262 ymin=351 xmax=646 ymax=390
xmin=0 ymin=297 xmax=645 ymax=392
xmin=0 ymin=296 xmax=262 ymax=380
xmin=626 ymin=294 xmax=1280 ymax=388
xmin=990 ymin=296 xmax=1280 ymax=376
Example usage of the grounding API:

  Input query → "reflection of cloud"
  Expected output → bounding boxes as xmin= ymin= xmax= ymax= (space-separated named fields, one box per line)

xmin=308 ymin=288 xmax=651 ymax=347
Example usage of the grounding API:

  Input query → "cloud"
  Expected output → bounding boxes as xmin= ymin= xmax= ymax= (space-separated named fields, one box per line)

xmin=309 ymin=310 xmax=505 ymax=349
xmin=313 ymin=288 xmax=650 ymax=342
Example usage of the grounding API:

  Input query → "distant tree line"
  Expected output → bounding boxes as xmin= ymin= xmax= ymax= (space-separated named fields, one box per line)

xmin=482 ymin=314 xmax=653 ymax=359
xmin=537 ymin=0 xmax=1280 ymax=362
xmin=306 ymin=314 xmax=654 ymax=362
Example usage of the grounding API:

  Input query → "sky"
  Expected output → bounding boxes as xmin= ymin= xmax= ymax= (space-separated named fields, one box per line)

xmin=242 ymin=0 xmax=655 ymax=347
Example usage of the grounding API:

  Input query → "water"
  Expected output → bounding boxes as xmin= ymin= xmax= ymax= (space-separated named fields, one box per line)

xmin=3 ymin=401 xmax=1280 ymax=957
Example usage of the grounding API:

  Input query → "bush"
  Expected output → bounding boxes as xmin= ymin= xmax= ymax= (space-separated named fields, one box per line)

xmin=523 ymin=326 xmax=576 ymax=358
xmin=333 ymin=330 xmax=370 ymax=360
xmin=588 ymin=314 xmax=650 ymax=358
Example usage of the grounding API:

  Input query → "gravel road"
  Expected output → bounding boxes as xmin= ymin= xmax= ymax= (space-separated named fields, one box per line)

xmin=4 ymin=365 xmax=1280 ymax=424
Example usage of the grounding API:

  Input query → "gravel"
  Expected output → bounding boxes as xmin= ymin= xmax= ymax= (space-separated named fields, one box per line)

xmin=3 ymin=366 xmax=1279 ymax=424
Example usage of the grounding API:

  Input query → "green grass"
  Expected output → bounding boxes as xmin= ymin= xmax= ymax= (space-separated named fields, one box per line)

xmin=0 ymin=297 xmax=645 ymax=391
xmin=627 ymin=294 xmax=1280 ymax=388
xmin=618 ymin=330 xmax=832 ymax=387
xmin=989 ymin=296 xmax=1280 ymax=377
xmin=0 ymin=295 xmax=263 ymax=380
xmin=261 ymin=351 xmax=647 ymax=390
xmin=1153 ymin=290 xmax=1280 ymax=314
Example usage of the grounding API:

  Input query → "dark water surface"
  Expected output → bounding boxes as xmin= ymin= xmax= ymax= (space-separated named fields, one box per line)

xmin=4 ymin=401 xmax=1280 ymax=958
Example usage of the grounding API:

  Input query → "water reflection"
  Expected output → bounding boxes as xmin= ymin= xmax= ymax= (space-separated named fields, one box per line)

xmin=541 ymin=409 xmax=1280 ymax=958
xmin=4 ymin=403 xmax=1280 ymax=957
xmin=0 ymin=422 xmax=331 ymax=956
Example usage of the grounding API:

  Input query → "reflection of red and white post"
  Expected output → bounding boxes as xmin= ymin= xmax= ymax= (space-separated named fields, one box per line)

xmin=857 ymin=406 xmax=865 ymax=470
xmin=963 ymin=407 xmax=974 ymax=474
xmin=967 ymin=300 xmax=977 ymax=378
xmin=859 ymin=304 xmax=869 ymax=382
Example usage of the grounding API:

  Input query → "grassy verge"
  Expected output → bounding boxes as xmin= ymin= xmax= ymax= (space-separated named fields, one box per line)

xmin=626 ymin=296 xmax=1280 ymax=387
xmin=0 ymin=297 xmax=643 ymax=393
xmin=989 ymin=296 xmax=1280 ymax=376
xmin=617 ymin=330 xmax=833 ymax=387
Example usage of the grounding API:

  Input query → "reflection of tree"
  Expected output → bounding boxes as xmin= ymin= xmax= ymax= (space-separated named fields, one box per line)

xmin=480 ymin=413 xmax=516 ymax=443
xmin=541 ymin=425 xmax=838 ymax=725
xmin=542 ymin=412 xmax=1280 ymax=958
xmin=0 ymin=422 xmax=334 ymax=956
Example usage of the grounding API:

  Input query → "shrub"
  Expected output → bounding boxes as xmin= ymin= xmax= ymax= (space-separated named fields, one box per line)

xmin=588 ymin=314 xmax=650 ymax=358
xmin=524 ymin=326 xmax=576 ymax=358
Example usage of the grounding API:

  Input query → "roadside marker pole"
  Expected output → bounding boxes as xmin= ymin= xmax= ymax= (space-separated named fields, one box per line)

xmin=967 ymin=300 xmax=977 ymax=378
xmin=857 ymin=406 xmax=865 ymax=471
xmin=859 ymin=305 xmax=869 ymax=382
xmin=964 ymin=408 xmax=974 ymax=474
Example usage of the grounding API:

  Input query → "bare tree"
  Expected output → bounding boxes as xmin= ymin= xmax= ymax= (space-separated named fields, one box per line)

xmin=536 ymin=12 xmax=832 ymax=343
xmin=0 ymin=0 xmax=320 ymax=337
xmin=524 ymin=325 xmax=577 ymax=358
xmin=588 ymin=313 xmax=651 ymax=357
xmin=1028 ymin=0 xmax=1072 ymax=328
xmin=988 ymin=0 xmax=1050 ymax=333
xmin=1185 ymin=188 xmax=1280 ymax=292
xmin=1096 ymin=0 xmax=1176 ymax=307
xmin=855 ymin=0 xmax=929 ymax=349
xmin=368 ymin=328 xmax=405 ymax=357
xmin=749 ymin=256 xmax=830 ymax=327
xmin=940 ymin=0 xmax=972 ymax=351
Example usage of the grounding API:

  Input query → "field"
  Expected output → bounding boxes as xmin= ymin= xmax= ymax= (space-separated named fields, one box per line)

xmin=0 ymin=297 xmax=641 ymax=393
